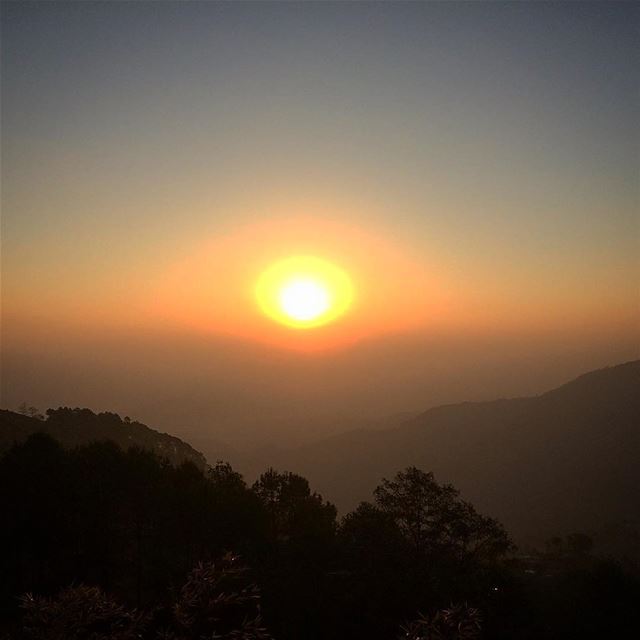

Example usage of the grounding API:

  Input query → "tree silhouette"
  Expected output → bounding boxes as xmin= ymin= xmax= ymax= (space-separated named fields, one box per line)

xmin=3 ymin=422 xmax=636 ymax=640
xmin=251 ymin=469 xmax=337 ymax=639
xmin=373 ymin=467 xmax=512 ymax=562
xmin=17 ymin=403 xmax=44 ymax=420
xmin=333 ymin=468 xmax=513 ymax=639
xmin=252 ymin=468 xmax=336 ymax=544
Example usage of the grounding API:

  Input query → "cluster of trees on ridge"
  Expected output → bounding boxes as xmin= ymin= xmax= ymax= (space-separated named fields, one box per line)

xmin=0 ymin=407 xmax=206 ymax=469
xmin=0 ymin=418 xmax=638 ymax=638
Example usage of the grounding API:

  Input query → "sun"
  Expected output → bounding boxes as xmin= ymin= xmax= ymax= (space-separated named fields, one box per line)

xmin=255 ymin=256 xmax=354 ymax=329
xmin=279 ymin=279 xmax=330 ymax=321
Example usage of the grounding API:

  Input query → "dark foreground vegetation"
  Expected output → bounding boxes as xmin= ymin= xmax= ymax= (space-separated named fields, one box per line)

xmin=1 ymin=432 xmax=638 ymax=639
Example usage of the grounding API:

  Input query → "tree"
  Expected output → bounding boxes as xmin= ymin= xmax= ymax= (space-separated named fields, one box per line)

xmin=204 ymin=461 xmax=265 ymax=559
xmin=339 ymin=501 xmax=407 ymax=558
xmin=332 ymin=468 xmax=513 ymax=638
xmin=251 ymin=470 xmax=337 ymax=640
xmin=373 ymin=467 xmax=512 ymax=562
xmin=209 ymin=460 xmax=247 ymax=493
xmin=336 ymin=503 xmax=412 ymax=639
xmin=252 ymin=469 xmax=336 ymax=544
xmin=17 ymin=403 xmax=44 ymax=420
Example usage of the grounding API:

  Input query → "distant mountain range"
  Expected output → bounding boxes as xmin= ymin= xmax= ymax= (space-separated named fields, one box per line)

xmin=243 ymin=360 xmax=639 ymax=543
xmin=2 ymin=361 xmax=638 ymax=545
xmin=0 ymin=407 xmax=207 ymax=470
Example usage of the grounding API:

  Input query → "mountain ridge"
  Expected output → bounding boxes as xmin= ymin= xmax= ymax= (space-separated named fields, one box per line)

xmin=0 ymin=407 xmax=207 ymax=470
xmin=242 ymin=360 xmax=639 ymax=543
xmin=2 ymin=361 xmax=637 ymax=544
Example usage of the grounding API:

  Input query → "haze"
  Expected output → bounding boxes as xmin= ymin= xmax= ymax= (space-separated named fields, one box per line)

xmin=2 ymin=1 xmax=638 ymax=452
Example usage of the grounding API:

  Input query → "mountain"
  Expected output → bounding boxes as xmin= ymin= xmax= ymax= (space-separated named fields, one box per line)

xmin=253 ymin=361 xmax=639 ymax=543
xmin=0 ymin=407 xmax=207 ymax=470
xmin=3 ymin=362 xmax=637 ymax=545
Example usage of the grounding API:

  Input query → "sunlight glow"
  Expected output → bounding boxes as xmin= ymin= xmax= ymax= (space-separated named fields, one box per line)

xmin=279 ymin=279 xmax=330 ymax=321
xmin=256 ymin=256 xmax=354 ymax=329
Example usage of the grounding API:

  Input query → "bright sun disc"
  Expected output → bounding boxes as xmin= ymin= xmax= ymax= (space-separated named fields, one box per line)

xmin=256 ymin=256 xmax=354 ymax=329
xmin=279 ymin=279 xmax=330 ymax=321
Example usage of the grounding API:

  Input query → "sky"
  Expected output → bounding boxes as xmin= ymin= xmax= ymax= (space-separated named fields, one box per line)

xmin=2 ymin=1 xmax=638 ymax=449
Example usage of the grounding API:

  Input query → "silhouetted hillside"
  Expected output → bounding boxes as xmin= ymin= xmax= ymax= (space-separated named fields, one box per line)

xmin=260 ymin=361 xmax=640 ymax=543
xmin=0 ymin=407 xmax=207 ymax=469
xmin=1 ymin=367 xmax=639 ymax=638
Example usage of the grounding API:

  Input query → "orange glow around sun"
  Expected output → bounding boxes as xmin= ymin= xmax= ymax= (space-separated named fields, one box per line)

xmin=256 ymin=256 xmax=354 ymax=329
xmin=150 ymin=215 xmax=450 ymax=350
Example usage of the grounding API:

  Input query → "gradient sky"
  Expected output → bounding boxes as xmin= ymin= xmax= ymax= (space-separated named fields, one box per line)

xmin=2 ymin=1 xmax=638 ymax=447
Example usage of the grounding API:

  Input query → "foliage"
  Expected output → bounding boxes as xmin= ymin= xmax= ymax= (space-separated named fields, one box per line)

xmin=0 ymin=407 xmax=206 ymax=469
xmin=253 ymin=468 xmax=337 ymax=544
xmin=251 ymin=469 xmax=337 ymax=639
xmin=1 ymin=425 xmax=637 ymax=640
xmin=0 ymin=434 xmax=263 ymax=613
xmin=400 ymin=604 xmax=482 ymax=640
xmin=335 ymin=469 xmax=511 ymax=639
xmin=20 ymin=586 xmax=147 ymax=640
xmin=18 ymin=557 xmax=272 ymax=640
xmin=17 ymin=404 xmax=44 ymax=421
xmin=171 ymin=554 xmax=272 ymax=639
xmin=373 ymin=467 xmax=513 ymax=562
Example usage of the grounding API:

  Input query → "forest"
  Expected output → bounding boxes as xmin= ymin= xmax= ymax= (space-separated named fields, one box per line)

xmin=1 ymin=428 xmax=638 ymax=639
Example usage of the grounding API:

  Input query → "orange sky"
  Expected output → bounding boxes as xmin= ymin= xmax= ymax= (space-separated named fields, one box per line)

xmin=148 ymin=217 xmax=451 ymax=351
xmin=2 ymin=2 xmax=638 ymax=446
